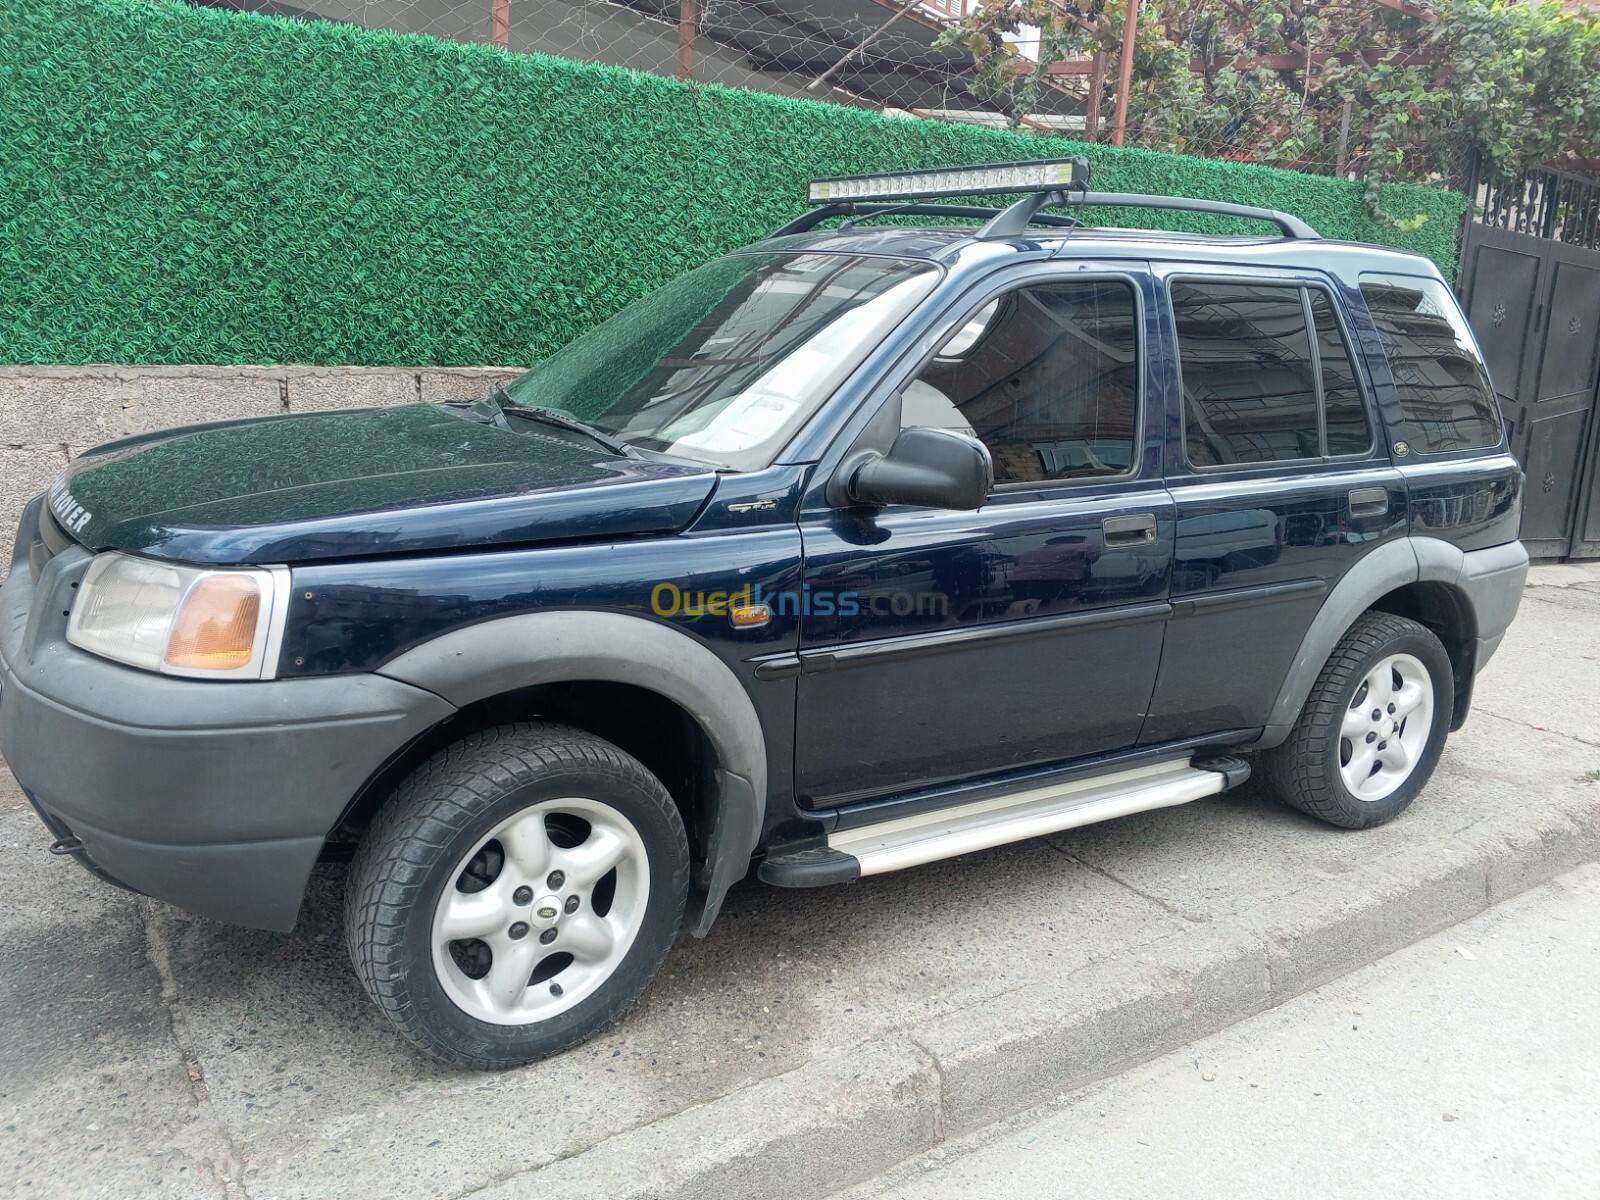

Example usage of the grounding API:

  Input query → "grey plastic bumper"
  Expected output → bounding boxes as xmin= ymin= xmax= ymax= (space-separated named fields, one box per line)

xmin=1455 ymin=538 xmax=1529 ymax=671
xmin=0 ymin=498 xmax=455 ymax=930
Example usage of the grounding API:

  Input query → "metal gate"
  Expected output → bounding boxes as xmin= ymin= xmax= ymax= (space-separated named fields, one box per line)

xmin=1457 ymin=164 xmax=1600 ymax=560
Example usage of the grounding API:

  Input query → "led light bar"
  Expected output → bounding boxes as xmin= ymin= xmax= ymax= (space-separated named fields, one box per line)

xmin=808 ymin=157 xmax=1090 ymax=204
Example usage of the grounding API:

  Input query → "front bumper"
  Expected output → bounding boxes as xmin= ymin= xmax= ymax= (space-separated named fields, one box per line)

xmin=0 ymin=496 xmax=454 ymax=929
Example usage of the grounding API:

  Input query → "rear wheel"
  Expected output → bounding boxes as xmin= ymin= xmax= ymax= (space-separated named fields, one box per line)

xmin=1263 ymin=612 xmax=1453 ymax=829
xmin=345 ymin=723 xmax=689 ymax=1068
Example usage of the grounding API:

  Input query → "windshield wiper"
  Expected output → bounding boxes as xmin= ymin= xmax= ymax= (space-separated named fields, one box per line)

xmin=486 ymin=383 xmax=634 ymax=457
xmin=439 ymin=395 xmax=504 ymax=426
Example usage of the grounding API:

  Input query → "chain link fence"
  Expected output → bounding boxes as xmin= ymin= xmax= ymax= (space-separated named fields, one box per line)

xmin=187 ymin=0 xmax=1089 ymax=131
xmin=185 ymin=1 xmax=1488 ymax=183
xmin=1114 ymin=104 xmax=1472 ymax=185
xmin=173 ymin=0 xmax=1520 ymax=195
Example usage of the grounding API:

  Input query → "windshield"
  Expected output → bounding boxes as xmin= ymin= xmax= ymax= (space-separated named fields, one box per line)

xmin=503 ymin=252 xmax=939 ymax=469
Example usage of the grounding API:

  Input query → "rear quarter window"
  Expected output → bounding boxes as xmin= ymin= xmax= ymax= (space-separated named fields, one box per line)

xmin=1358 ymin=273 xmax=1504 ymax=454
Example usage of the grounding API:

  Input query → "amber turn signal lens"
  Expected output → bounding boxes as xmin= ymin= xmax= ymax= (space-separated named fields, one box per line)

xmin=728 ymin=602 xmax=772 ymax=629
xmin=164 ymin=575 xmax=262 ymax=671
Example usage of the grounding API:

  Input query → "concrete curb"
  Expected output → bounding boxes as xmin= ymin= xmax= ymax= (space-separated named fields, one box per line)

xmin=473 ymin=784 xmax=1600 ymax=1200
xmin=467 ymin=1044 xmax=943 ymax=1200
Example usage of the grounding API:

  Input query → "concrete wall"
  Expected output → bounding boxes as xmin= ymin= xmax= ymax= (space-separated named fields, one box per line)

xmin=0 ymin=365 xmax=521 ymax=566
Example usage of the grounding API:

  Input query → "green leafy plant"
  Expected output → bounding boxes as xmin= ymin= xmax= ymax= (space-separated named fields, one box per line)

xmin=939 ymin=0 xmax=1600 ymax=213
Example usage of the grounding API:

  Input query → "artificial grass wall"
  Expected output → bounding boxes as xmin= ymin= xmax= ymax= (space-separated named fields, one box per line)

xmin=1 ymin=0 xmax=1468 ymax=366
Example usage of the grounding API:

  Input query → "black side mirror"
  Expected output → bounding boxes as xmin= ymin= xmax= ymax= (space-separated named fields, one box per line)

xmin=844 ymin=426 xmax=993 ymax=511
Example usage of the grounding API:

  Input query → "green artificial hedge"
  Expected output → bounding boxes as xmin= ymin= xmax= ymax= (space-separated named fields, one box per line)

xmin=0 ymin=0 xmax=1468 ymax=366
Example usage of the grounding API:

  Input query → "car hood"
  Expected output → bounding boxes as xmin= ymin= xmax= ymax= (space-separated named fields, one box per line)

xmin=50 ymin=404 xmax=721 ymax=564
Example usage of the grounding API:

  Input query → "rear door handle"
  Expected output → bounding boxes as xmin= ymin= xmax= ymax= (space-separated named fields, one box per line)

xmin=1347 ymin=487 xmax=1390 ymax=517
xmin=1102 ymin=513 xmax=1158 ymax=546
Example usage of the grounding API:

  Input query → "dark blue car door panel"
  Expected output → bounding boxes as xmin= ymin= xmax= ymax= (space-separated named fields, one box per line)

xmin=789 ymin=264 xmax=1174 ymax=810
xmin=1139 ymin=263 xmax=1407 ymax=743
xmin=1140 ymin=466 xmax=1406 ymax=741
xmin=792 ymin=490 xmax=1174 ymax=807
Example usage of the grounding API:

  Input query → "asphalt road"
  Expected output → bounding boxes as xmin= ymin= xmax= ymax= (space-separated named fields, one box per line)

xmin=836 ymin=862 xmax=1600 ymax=1200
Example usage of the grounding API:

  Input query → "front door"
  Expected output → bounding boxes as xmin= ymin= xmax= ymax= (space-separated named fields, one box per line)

xmin=791 ymin=270 xmax=1173 ymax=810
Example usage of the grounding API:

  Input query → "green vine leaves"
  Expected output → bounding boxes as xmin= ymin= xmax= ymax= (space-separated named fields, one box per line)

xmin=936 ymin=0 xmax=1600 ymax=222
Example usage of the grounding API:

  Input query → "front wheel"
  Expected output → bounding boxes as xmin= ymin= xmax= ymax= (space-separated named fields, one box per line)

xmin=345 ymin=723 xmax=689 ymax=1068
xmin=1262 ymin=612 xmax=1453 ymax=829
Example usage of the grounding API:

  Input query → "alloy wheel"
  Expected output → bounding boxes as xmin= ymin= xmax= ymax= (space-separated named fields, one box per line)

xmin=429 ymin=797 xmax=650 ymax=1025
xmin=1338 ymin=652 xmax=1434 ymax=803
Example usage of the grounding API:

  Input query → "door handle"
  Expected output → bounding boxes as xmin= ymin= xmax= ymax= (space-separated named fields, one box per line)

xmin=1348 ymin=487 xmax=1390 ymax=517
xmin=1102 ymin=513 xmax=1158 ymax=546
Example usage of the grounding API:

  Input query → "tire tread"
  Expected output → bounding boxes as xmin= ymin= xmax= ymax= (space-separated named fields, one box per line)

xmin=344 ymin=722 xmax=688 ymax=1069
xmin=1262 ymin=611 xmax=1450 ymax=830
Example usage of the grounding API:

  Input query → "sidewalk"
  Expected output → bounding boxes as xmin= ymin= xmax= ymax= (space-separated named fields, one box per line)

xmin=835 ymin=863 xmax=1600 ymax=1200
xmin=2 ymin=570 xmax=1597 ymax=1200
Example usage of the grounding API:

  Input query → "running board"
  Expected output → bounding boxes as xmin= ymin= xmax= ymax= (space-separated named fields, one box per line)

xmin=761 ymin=756 xmax=1246 ymax=887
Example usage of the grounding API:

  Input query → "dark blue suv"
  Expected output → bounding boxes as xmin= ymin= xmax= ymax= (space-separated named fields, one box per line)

xmin=0 ymin=161 xmax=1528 ymax=1067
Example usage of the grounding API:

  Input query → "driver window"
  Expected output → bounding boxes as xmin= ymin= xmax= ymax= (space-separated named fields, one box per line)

xmin=901 ymin=280 xmax=1140 ymax=486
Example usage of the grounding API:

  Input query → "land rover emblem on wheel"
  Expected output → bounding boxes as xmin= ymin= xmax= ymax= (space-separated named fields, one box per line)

xmin=0 ymin=160 xmax=1528 ymax=1068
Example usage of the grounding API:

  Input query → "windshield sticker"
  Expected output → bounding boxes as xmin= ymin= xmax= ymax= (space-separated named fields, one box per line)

xmin=670 ymin=392 xmax=801 ymax=454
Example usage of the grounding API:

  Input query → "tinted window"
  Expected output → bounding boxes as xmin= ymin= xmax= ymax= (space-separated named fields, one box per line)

xmin=1173 ymin=282 xmax=1319 ymax=465
xmin=903 ymin=280 xmax=1139 ymax=486
xmin=1312 ymin=292 xmax=1373 ymax=456
xmin=1359 ymin=273 xmax=1503 ymax=453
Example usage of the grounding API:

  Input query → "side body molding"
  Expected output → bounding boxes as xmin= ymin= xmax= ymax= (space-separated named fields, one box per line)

xmin=376 ymin=611 xmax=767 ymax=937
xmin=1254 ymin=536 xmax=1505 ymax=750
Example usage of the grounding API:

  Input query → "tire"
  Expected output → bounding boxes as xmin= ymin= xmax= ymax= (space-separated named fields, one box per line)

xmin=1262 ymin=611 xmax=1453 ymax=830
xmin=345 ymin=722 xmax=690 ymax=1069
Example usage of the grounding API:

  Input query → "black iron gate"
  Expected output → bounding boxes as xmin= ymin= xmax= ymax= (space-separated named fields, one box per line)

xmin=1457 ymin=163 xmax=1600 ymax=559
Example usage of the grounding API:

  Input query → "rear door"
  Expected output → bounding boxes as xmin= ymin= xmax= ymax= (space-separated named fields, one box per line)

xmin=1140 ymin=265 xmax=1407 ymax=743
xmin=791 ymin=265 xmax=1174 ymax=809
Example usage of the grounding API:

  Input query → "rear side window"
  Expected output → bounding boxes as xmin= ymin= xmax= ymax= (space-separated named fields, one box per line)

xmin=1171 ymin=280 xmax=1372 ymax=466
xmin=1359 ymin=273 xmax=1503 ymax=454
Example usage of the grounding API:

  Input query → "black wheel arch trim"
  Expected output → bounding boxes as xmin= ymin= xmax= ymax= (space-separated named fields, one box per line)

xmin=1253 ymin=536 xmax=1528 ymax=749
xmin=374 ymin=610 xmax=767 ymax=938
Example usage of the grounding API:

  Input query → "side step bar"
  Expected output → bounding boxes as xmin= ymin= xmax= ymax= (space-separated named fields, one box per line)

xmin=761 ymin=756 xmax=1248 ymax=887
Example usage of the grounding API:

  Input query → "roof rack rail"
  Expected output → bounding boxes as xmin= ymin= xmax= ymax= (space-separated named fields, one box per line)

xmin=982 ymin=189 xmax=1321 ymax=240
xmin=772 ymin=158 xmax=1321 ymax=241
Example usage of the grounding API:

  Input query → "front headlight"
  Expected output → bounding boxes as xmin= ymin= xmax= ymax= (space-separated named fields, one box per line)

xmin=66 ymin=553 xmax=290 ymax=679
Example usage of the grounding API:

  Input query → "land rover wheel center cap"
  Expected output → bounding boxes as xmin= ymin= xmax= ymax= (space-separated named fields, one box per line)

xmin=530 ymin=896 xmax=563 ymax=929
